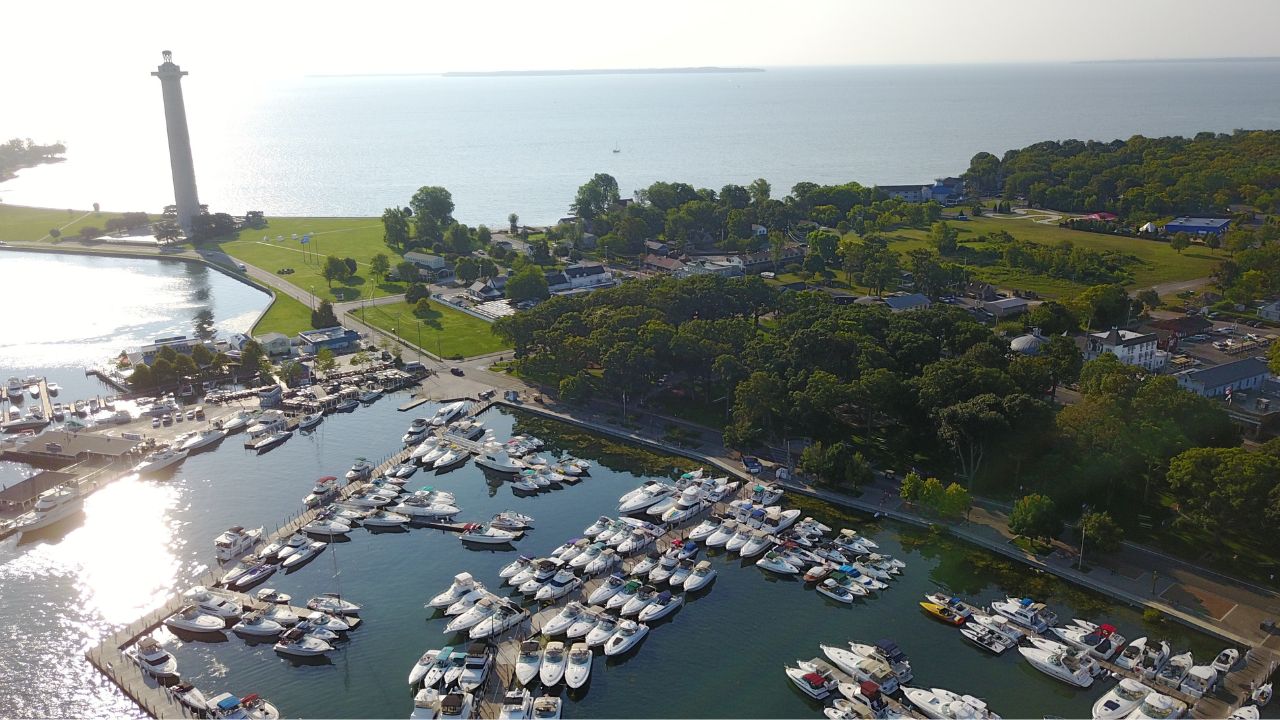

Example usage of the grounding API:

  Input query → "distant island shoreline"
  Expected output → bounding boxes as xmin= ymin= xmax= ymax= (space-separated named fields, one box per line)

xmin=442 ymin=66 xmax=764 ymax=78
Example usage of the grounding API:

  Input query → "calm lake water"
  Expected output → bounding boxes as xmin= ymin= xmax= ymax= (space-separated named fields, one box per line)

xmin=0 ymin=255 xmax=1259 ymax=719
xmin=3 ymin=63 xmax=1280 ymax=225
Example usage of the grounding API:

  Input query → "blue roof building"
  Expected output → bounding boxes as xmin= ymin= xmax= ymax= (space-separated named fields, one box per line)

xmin=1164 ymin=217 xmax=1231 ymax=236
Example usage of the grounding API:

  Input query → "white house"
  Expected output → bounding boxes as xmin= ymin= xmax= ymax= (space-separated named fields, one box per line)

xmin=982 ymin=297 xmax=1030 ymax=318
xmin=877 ymin=184 xmax=929 ymax=203
xmin=546 ymin=263 xmax=616 ymax=294
xmin=1175 ymin=357 xmax=1270 ymax=398
xmin=1085 ymin=328 xmax=1164 ymax=372
xmin=254 ymin=332 xmax=291 ymax=356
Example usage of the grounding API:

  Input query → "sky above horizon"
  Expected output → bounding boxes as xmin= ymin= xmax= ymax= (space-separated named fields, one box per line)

xmin=6 ymin=0 xmax=1279 ymax=88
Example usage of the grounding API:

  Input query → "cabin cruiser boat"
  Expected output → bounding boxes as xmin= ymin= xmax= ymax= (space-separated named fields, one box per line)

xmin=1139 ymin=639 xmax=1173 ymax=679
xmin=389 ymin=461 xmax=419 ymax=480
xmin=179 ymin=428 xmax=226 ymax=453
xmin=165 ymin=605 xmax=226 ymax=633
xmin=542 ymin=602 xmax=586 ymax=636
xmin=684 ymin=560 xmax=717 ymax=591
xmin=129 ymin=637 xmax=178 ymax=678
xmin=245 ymin=410 xmax=288 ymax=436
xmin=620 ymin=584 xmax=659 ymax=616
xmin=459 ymin=523 xmax=519 ymax=545
xmin=429 ymin=573 xmax=478 ymax=608
xmin=410 ymin=436 xmax=442 ymax=460
xmin=431 ymin=401 xmax=468 ymax=427
xmin=1179 ymin=664 xmax=1216 ymax=699
xmin=1093 ymin=678 xmax=1153 ymax=720
xmin=603 ymin=619 xmax=648 ymax=656
xmin=184 ymin=586 xmax=242 ymax=619
xmin=817 ymin=578 xmax=860 ymax=603
xmin=432 ymin=447 xmax=467 ymax=470
xmin=363 ymin=509 xmax=410 ymax=528
xmin=740 ymin=531 xmax=775 ymax=558
xmin=706 ymin=519 xmax=739 ymax=547
xmin=618 ymin=483 xmax=675 ymax=514
xmin=445 ymin=585 xmax=492 ymax=616
xmin=902 ymin=687 xmax=999 ymax=720
xmin=1053 ymin=621 xmax=1125 ymax=660
xmin=301 ymin=517 xmax=351 ymax=536
xmin=990 ymin=597 xmax=1056 ymax=633
xmin=757 ymin=551 xmax=800 ymax=574
xmin=821 ymin=645 xmax=901 ymax=695
xmin=307 ymin=593 xmax=360 ymax=616
xmin=436 ymin=692 xmax=474 ymax=720
xmin=668 ymin=559 xmax=696 ymax=587
xmin=447 ymin=598 xmax=499 ymax=633
xmin=648 ymin=555 xmax=679 ymax=584
xmin=530 ymin=695 xmax=561 ymax=720
xmin=6 ymin=377 xmax=24 ymax=400
xmin=301 ymin=611 xmax=353 ymax=633
xmin=346 ymin=457 xmax=375 ymax=481
xmin=220 ymin=410 xmax=255 ymax=433
xmin=535 ymin=571 xmax=583 ymax=601
xmin=515 ymin=641 xmax=542 ymax=686
xmin=605 ymin=580 xmax=642 ymax=610
xmin=255 ymin=588 xmax=292 ymax=604
xmin=206 ymin=692 xmax=280 ymax=720
xmin=687 ymin=516 xmax=724 ymax=542
xmin=251 ymin=429 xmax=292 ymax=452
xmin=637 ymin=591 xmax=683 ymax=621
xmin=1156 ymin=651 xmax=1193 ymax=689
xmin=282 ymin=540 xmax=326 ymax=569
xmin=583 ymin=515 xmax=613 ymax=537
xmin=1126 ymin=693 xmax=1187 ymax=720
xmin=214 ymin=526 xmax=264 ymax=562
xmin=588 ymin=573 xmax=627 ymax=604
xmin=303 ymin=477 xmax=339 ymax=507
xmin=1018 ymin=642 xmax=1096 ymax=688
xmin=132 ymin=446 xmax=189 ymax=475
xmin=570 ymin=542 xmax=606 ymax=569
xmin=586 ymin=614 xmax=619 ymax=647
xmin=786 ymin=660 xmax=840 ymax=700
xmin=10 ymin=485 xmax=84 ymax=533
xmin=500 ymin=556 xmax=535 ymax=580
xmin=273 ymin=627 xmax=332 ymax=657
xmin=410 ymin=646 xmax=452 ymax=687
xmin=519 ymin=559 xmax=566 ymax=595
xmin=961 ymin=621 xmax=1016 ymax=654
xmin=230 ymin=562 xmax=276 ymax=590
xmin=476 ymin=451 xmax=524 ymax=474
xmin=298 ymin=413 xmax=323 ymax=431
xmin=424 ymin=647 xmax=465 ymax=689
xmin=725 ymin=526 xmax=754 ymax=553
xmin=232 ymin=611 xmax=285 ymax=637
xmin=566 ymin=608 xmax=602 ymax=639
xmin=616 ymin=528 xmax=657 ymax=554
xmin=924 ymin=593 xmax=978 ymax=619
xmin=469 ymin=601 xmax=527 ymax=640
xmin=564 ymin=643 xmax=592 ymax=689
xmin=539 ymin=641 xmax=568 ymax=686
xmin=497 ymin=689 xmax=533 ymax=720
xmin=1211 ymin=648 xmax=1239 ymax=674
xmin=456 ymin=643 xmax=494 ymax=692
xmin=491 ymin=510 xmax=534 ymax=531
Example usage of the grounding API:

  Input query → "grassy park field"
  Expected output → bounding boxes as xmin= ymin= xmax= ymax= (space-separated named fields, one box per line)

xmin=870 ymin=215 xmax=1219 ymax=297
xmin=0 ymin=204 xmax=141 ymax=242
xmin=357 ymin=299 xmax=507 ymax=358
xmin=251 ymin=290 xmax=315 ymax=336
xmin=214 ymin=216 xmax=404 ymax=303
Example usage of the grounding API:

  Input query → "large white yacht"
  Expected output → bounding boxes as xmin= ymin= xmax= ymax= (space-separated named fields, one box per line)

xmin=11 ymin=485 xmax=84 ymax=533
xmin=131 ymin=446 xmax=189 ymax=475
xmin=214 ymin=526 xmax=264 ymax=562
xmin=178 ymin=428 xmax=226 ymax=453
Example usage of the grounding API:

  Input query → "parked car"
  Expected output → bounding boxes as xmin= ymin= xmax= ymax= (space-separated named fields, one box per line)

xmin=1186 ymin=334 xmax=1210 ymax=342
xmin=450 ymin=368 xmax=465 ymax=376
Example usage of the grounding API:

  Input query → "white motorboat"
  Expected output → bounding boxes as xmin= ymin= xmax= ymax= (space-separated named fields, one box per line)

xmin=606 ymin=580 xmax=643 ymax=610
xmin=469 ymin=602 xmax=527 ymax=640
xmin=588 ymin=573 xmax=627 ymax=604
xmin=1053 ymin=622 xmax=1125 ymax=660
xmin=392 ymin=496 xmax=461 ymax=519
xmin=585 ymin=614 xmax=619 ymax=647
xmin=220 ymin=410 xmax=254 ymax=433
xmin=251 ymin=428 xmax=293 ymax=452
xmin=531 ymin=696 xmax=561 ymax=720
xmin=1116 ymin=637 xmax=1152 ymax=671
xmin=1252 ymin=682 xmax=1273 ymax=707
xmin=821 ymin=645 xmax=901 ymax=695
xmin=1179 ymin=664 xmax=1217 ymax=699
xmin=618 ymin=483 xmax=675 ymax=514
xmin=298 ymin=413 xmax=323 ymax=430
xmin=902 ymin=686 xmax=999 ymax=720
xmin=184 ymin=586 xmax=242 ymax=619
xmin=456 ymin=643 xmax=494 ymax=691
xmin=740 ymin=531 xmax=775 ymax=558
xmin=491 ymin=510 xmax=535 ymax=531
xmin=308 ymin=593 xmax=361 ymax=616
xmin=459 ymin=523 xmax=519 ymax=545
xmin=535 ymin=571 xmax=583 ymax=602
xmin=585 ymin=547 xmax=618 ymax=575
xmin=519 ymin=559 xmax=566 ymax=595
xmin=603 ymin=619 xmax=648 ymax=656
xmin=1229 ymin=707 xmax=1261 ymax=720
xmin=1211 ymin=648 xmax=1239 ymax=674
xmin=9 ymin=485 xmax=84 ymax=533
xmin=179 ymin=428 xmax=226 ymax=453
xmin=429 ymin=573 xmax=477 ymax=608
xmin=476 ymin=451 xmax=525 ymax=474
xmin=132 ymin=446 xmax=189 ymax=475
xmin=539 ymin=641 xmax=568 ymax=686
xmin=303 ymin=476 xmax=340 ymax=507
xmin=282 ymin=540 xmax=326 ymax=569
xmin=1155 ymin=651 xmax=1193 ymax=689
xmin=620 ymin=584 xmax=659 ymax=616
xmin=706 ymin=519 xmax=739 ymax=547
xmin=129 ymin=637 xmax=178 ymax=678
xmin=960 ymin=622 xmax=1016 ymax=655
xmin=346 ymin=457 xmax=375 ymax=481
xmin=668 ymin=559 xmax=695 ymax=587
xmin=514 ymin=641 xmax=542 ymax=686
xmin=302 ymin=517 xmax=351 ymax=536
xmin=410 ymin=436 xmax=441 ymax=460
xmin=566 ymin=608 xmax=601 ymax=639
xmin=445 ymin=586 xmax=491 ymax=616
xmin=616 ymin=528 xmax=657 ymax=554
xmin=447 ymin=598 xmax=499 ymax=633
xmin=498 ymin=689 xmax=532 ymax=720
xmin=687 ymin=516 xmax=723 ymax=542
xmin=232 ymin=611 xmax=285 ymax=637
xmin=1018 ymin=645 xmax=1095 ymax=688
xmin=631 ymin=554 xmax=660 ymax=576
xmin=757 ymin=551 xmax=800 ymax=575
xmin=570 ymin=542 xmax=606 ymax=569
xmin=422 ymin=647 xmax=464 ymax=689
xmin=390 ymin=462 xmax=419 ymax=480
xmin=500 ymin=556 xmax=535 ymax=580
xmin=412 ymin=687 xmax=442 ymax=719
xmin=432 ymin=448 xmax=465 ymax=470
xmin=725 ymin=527 xmax=753 ymax=553
xmin=274 ymin=627 xmax=332 ymax=657
xmin=303 ymin=611 xmax=352 ymax=633
xmin=648 ymin=555 xmax=679 ymax=584
xmin=1093 ymin=678 xmax=1153 ymax=720
xmin=263 ymin=604 xmax=299 ymax=629
xmin=206 ymin=692 xmax=280 ymax=720
xmin=990 ymin=597 xmax=1056 ymax=633
xmin=637 ymin=591 xmax=683 ymax=622
xmin=817 ymin=578 xmax=859 ymax=604
xmin=437 ymin=691 xmax=474 ymax=720
xmin=165 ymin=605 xmax=226 ymax=633
xmin=363 ymin=509 xmax=411 ymax=528
xmin=683 ymin=561 xmax=717 ymax=591
xmin=418 ymin=444 xmax=449 ymax=466
xmin=1126 ymin=693 xmax=1187 ymax=719
xmin=786 ymin=660 xmax=840 ymax=700
xmin=254 ymin=587 xmax=292 ymax=604
xmin=214 ymin=526 xmax=264 ymax=562
xmin=565 ymin=642 xmax=593 ymax=689
xmin=431 ymin=401 xmax=468 ymax=427
xmin=230 ymin=562 xmax=277 ymax=590
xmin=583 ymin=516 xmax=613 ymax=537
xmin=541 ymin=602 xmax=586 ymax=636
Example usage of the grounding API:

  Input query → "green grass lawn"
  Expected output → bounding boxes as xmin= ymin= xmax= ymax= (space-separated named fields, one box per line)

xmin=0 ymin=204 xmax=140 ymax=243
xmin=858 ymin=216 xmax=1220 ymax=298
xmin=215 ymin=216 xmax=407 ymax=302
xmin=357 ymin=299 xmax=508 ymax=358
xmin=251 ymin=290 xmax=316 ymax=337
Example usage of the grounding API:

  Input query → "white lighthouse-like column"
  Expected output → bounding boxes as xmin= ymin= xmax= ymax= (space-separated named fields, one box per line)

xmin=151 ymin=50 xmax=201 ymax=233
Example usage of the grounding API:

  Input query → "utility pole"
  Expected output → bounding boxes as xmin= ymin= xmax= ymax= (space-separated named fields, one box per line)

xmin=1078 ymin=503 xmax=1089 ymax=570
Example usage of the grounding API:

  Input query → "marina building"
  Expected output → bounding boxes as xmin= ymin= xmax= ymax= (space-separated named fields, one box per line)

xmin=297 ymin=326 xmax=362 ymax=355
xmin=1163 ymin=217 xmax=1231 ymax=236
xmin=1175 ymin=357 xmax=1270 ymax=398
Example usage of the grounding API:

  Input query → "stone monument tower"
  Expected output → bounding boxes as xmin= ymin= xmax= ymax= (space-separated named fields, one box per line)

xmin=152 ymin=50 xmax=201 ymax=232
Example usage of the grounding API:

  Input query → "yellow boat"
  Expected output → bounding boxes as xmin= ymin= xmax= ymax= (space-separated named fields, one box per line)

xmin=919 ymin=601 xmax=966 ymax=626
